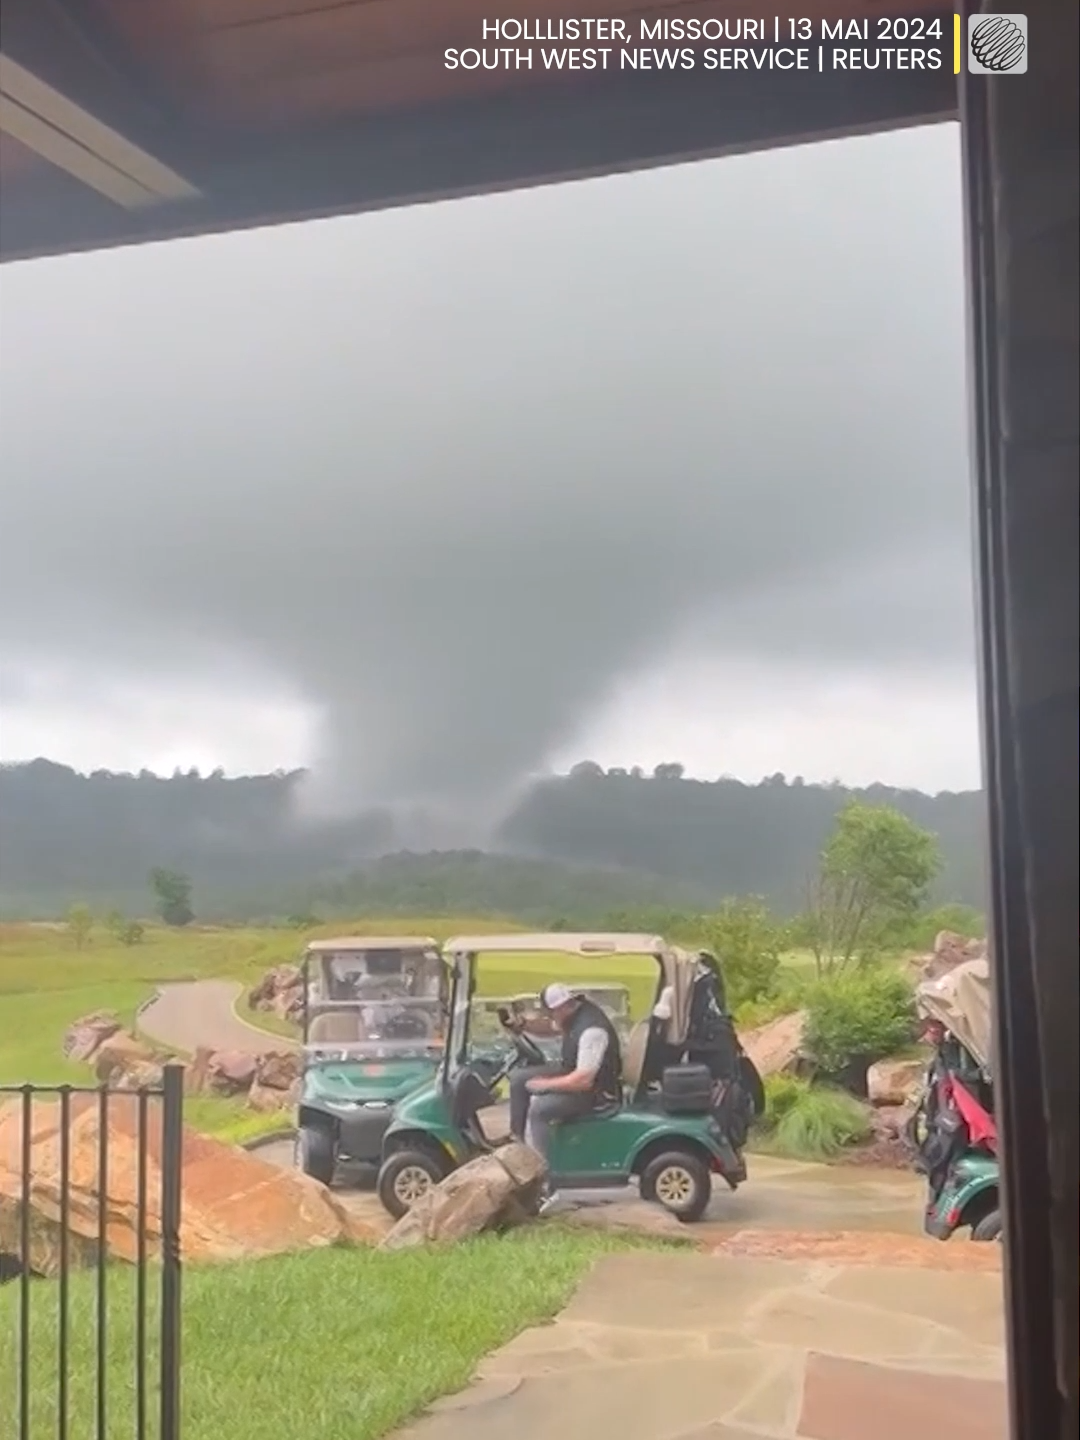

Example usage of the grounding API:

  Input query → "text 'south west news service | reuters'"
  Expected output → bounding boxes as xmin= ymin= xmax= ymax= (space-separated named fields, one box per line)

xmin=444 ymin=13 xmax=1030 ymax=78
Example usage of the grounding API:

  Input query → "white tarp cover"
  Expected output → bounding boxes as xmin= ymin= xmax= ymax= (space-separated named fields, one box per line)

xmin=915 ymin=955 xmax=994 ymax=1071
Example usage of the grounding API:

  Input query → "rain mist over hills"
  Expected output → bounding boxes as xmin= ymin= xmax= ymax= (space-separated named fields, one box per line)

xmin=0 ymin=759 xmax=985 ymax=920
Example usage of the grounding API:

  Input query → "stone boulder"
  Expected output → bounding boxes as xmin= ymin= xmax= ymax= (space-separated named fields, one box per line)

xmin=860 ymin=1104 xmax=917 ymax=1168
xmin=247 ymin=1078 xmax=300 ymax=1114
xmin=0 ymin=1092 xmax=380 ymax=1274
xmin=112 ymin=1060 xmax=166 ymax=1092
xmin=867 ymin=1057 xmax=926 ymax=1107
xmin=205 ymin=1050 xmax=258 ymax=1096
xmin=921 ymin=932 xmax=987 ymax=979
xmin=272 ymin=991 xmax=303 ymax=1024
xmin=380 ymin=1143 xmax=546 ymax=1250
xmin=63 ymin=1011 xmax=123 ymax=1064
xmin=249 ymin=965 xmax=303 ymax=1025
xmin=93 ymin=1032 xmax=164 ymax=1086
xmin=254 ymin=1050 xmax=301 ymax=1091
xmin=740 ymin=1010 xmax=807 ymax=1077
xmin=184 ymin=1047 xmax=214 ymax=1095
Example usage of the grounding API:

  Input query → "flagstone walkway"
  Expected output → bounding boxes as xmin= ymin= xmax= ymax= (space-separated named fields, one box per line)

xmin=391 ymin=1245 xmax=1006 ymax=1440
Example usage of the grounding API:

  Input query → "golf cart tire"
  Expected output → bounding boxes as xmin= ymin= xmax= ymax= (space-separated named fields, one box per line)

xmin=639 ymin=1149 xmax=712 ymax=1223
xmin=377 ymin=1148 xmax=449 ymax=1220
xmin=296 ymin=1124 xmax=336 ymax=1186
xmin=971 ymin=1209 xmax=1003 ymax=1242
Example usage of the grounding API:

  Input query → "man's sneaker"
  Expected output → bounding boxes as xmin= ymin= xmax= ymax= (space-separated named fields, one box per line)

xmin=537 ymin=1189 xmax=567 ymax=1218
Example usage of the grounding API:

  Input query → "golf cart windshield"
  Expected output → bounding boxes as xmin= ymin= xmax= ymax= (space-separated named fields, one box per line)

xmin=303 ymin=942 xmax=447 ymax=1061
xmin=443 ymin=933 xmax=685 ymax=1066
xmin=471 ymin=984 xmax=633 ymax=1047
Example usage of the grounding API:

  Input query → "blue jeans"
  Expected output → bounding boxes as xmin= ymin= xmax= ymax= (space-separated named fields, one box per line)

xmin=508 ymin=1064 xmax=596 ymax=1165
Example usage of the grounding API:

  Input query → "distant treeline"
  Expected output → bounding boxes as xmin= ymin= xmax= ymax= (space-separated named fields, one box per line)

xmin=0 ymin=758 xmax=985 ymax=919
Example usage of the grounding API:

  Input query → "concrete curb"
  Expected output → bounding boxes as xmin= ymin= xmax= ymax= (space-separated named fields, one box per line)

xmin=228 ymin=985 xmax=301 ymax=1051
xmin=243 ymin=1128 xmax=296 ymax=1152
xmin=133 ymin=987 xmax=189 ymax=1059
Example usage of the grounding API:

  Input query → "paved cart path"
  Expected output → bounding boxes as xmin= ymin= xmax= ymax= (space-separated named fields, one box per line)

xmin=139 ymin=979 xmax=298 ymax=1055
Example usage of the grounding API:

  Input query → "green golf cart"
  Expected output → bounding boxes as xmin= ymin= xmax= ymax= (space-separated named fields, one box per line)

xmin=912 ymin=956 xmax=1002 ymax=1243
xmin=375 ymin=933 xmax=762 ymax=1222
xmin=294 ymin=936 xmax=449 ymax=1185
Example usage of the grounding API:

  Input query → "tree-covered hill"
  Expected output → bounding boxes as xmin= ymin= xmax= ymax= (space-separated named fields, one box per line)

xmin=0 ymin=758 xmax=985 ymax=918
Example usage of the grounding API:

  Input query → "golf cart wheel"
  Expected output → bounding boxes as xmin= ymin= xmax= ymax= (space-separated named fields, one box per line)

xmin=639 ymin=1150 xmax=712 ymax=1224
xmin=971 ymin=1209 xmax=1003 ymax=1243
xmin=296 ymin=1125 xmax=336 ymax=1186
xmin=377 ymin=1149 xmax=447 ymax=1220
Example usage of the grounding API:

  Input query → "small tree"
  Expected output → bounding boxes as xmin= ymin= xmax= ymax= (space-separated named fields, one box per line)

xmin=66 ymin=903 xmax=94 ymax=950
xmin=149 ymin=868 xmax=194 ymax=928
xmin=695 ymin=897 xmax=786 ymax=1009
xmin=103 ymin=908 xmax=144 ymax=945
xmin=803 ymin=801 xmax=940 ymax=977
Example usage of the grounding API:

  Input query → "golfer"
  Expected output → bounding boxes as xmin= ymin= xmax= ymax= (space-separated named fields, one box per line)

xmin=509 ymin=983 xmax=623 ymax=1210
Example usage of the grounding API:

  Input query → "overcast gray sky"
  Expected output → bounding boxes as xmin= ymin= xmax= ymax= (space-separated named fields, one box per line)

xmin=0 ymin=122 xmax=979 ymax=809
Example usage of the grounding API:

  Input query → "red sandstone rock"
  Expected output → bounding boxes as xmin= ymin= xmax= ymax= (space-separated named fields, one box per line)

xmin=0 ymin=1092 xmax=379 ymax=1273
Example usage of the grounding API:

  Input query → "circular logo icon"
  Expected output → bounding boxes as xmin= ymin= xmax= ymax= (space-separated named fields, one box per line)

xmin=970 ymin=15 xmax=1027 ymax=73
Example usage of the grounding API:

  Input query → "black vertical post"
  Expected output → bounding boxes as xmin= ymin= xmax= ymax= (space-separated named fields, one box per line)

xmin=95 ymin=1087 xmax=108 ymax=1440
xmin=17 ymin=1085 xmax=32 ymax=1440
xmin=135 ymin=1088 xmax=149 ymax=1440
xmin=159 ymin=1064 xmax=184 ymax=1440
xmin=57 ymin=1086 xmax=71 ymax=1440
xmin=959 ymin=3 xmax=1079 ymax=1438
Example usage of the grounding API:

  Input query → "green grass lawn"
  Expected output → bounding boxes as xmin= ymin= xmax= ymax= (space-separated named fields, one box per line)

xmin=0 ymin=918 xmax=837 ymax=1147
xmin=0 ymin=1228 xmax=665 ymax=1440
xmin=0 ymin=919 xmax=491 ymax=1081
xmin=0 ymin=921 xmax=661 ymax=1146
xmin=0 ymin=923 xmax=661 ymax=1077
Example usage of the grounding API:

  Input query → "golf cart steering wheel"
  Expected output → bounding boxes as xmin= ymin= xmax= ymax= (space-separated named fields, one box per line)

xmin=496 ymin=1006 xmax=547 ymax=1067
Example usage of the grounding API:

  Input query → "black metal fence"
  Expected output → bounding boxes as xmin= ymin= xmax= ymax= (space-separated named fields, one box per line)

xmin=1 ymin=1065 xmax=184 ymax=1440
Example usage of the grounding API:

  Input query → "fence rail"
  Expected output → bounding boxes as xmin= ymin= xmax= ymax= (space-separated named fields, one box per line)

xmin=1 ymin=1065 xmax=184 ymax=1440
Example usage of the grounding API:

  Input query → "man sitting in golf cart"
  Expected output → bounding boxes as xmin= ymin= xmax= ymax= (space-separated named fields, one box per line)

xmin=509 ymin=982 xmax=623 ymax=1201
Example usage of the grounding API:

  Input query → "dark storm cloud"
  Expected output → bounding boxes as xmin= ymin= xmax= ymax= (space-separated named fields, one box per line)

xmin=0 ymin=124 xmax=970 ymax=809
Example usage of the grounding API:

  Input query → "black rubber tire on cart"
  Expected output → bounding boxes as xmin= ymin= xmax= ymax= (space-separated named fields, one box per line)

xmin=376 ymin=1148 xmax=449 ymax=1219
xmin=971 ymin=1209 xmax=1003 ymax=1242
xmin=639 ymin=1149 xmax=712 ymax=1223
xmin=295 ymin=1125 xmax=336 ymax=1186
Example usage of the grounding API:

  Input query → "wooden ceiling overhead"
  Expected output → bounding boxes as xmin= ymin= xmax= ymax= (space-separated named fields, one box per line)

xmin=0 ymin=0 xmax=957 ymax=260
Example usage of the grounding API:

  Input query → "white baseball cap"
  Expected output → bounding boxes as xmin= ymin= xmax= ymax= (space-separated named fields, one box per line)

xmin=540 ymin=982 xmax=578 ymax=1010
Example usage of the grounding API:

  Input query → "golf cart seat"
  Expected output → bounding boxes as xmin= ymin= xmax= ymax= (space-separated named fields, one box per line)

xmin=308 ymin=1010 xmax=365 ymax=1044
xmin=623 ymin=1021 xmax=651 ymax=1094
xmin=588 ymin=1097 xmax=621 ymax=1121
xmin=547 ymin=1095 xmax=622 ymax=1137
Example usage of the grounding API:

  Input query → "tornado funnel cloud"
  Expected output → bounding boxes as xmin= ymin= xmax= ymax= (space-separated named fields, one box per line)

xmin=0 ymin=128 xmax=971 ymax=809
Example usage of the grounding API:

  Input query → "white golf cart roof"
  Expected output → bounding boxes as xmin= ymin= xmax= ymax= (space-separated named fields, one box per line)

xmin=443 ymin=932 xmax=676 ymax=955
xmin=305 ymin=936 xmax=439 ymax=953
xmin=916 ymin=954 xmax=994 ymax=1072
xmin=445 ymin=932 xmax=703 ymax=1046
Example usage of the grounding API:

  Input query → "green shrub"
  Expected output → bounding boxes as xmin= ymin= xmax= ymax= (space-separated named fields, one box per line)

xmin=803 ymin=969 xmax=917 ymax=1076
xmin=755 ymin=1076 xmax=871 ymax=1161
xmin=760 ymin=1073 xmax=806 ymax=1127
xmin=735 ymin=967 xmax=811 ymax=1030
